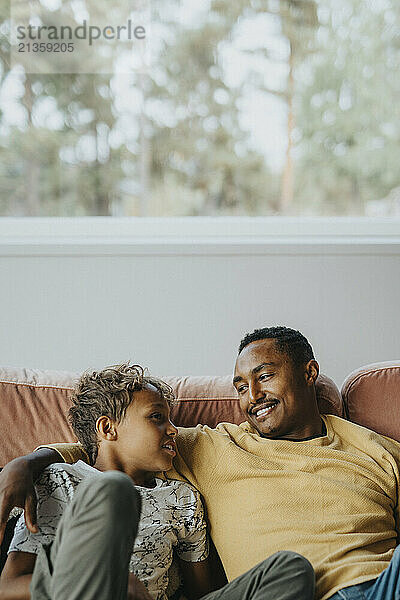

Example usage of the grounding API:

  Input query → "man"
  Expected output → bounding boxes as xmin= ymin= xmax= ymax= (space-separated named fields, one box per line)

xmin=1 ymin=326 xmax=400 ymax=599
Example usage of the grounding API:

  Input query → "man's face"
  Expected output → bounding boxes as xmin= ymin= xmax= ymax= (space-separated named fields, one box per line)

xmin=233 ymin=338 xmax=318 ymax=439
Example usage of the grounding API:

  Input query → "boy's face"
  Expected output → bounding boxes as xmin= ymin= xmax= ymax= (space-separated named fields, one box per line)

xmin=114 ymin=384 xmax=177 ymax=484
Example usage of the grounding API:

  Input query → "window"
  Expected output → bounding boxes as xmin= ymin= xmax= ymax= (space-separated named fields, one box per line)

xmin=1 ymin=0 xmax=399 ymax=217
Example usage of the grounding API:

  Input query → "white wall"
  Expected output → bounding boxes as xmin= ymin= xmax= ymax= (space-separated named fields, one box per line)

xmin=1 ymin=218 xmax=399 ymax=387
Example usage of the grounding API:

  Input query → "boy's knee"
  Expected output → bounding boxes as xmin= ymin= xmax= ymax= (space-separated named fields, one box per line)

xmin=78 ymin=471 xmax=141 ymax=523
xmin=97 ymin=471 xmax=139 ymax=500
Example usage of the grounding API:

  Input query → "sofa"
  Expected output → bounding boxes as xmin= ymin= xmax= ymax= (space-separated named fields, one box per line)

xmin=1 ymin=361 xmax=399 ymax=468
xmin=0 ymin=360 xmax=399 ymax=584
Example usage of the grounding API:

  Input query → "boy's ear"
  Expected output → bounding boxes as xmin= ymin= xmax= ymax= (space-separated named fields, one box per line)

xmin=96 ymin=416 xmax=118 ymax=441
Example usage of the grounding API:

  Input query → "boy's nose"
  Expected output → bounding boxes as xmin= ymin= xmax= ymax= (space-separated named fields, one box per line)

xmin=167 ymin=421 xmax=178 ymax=436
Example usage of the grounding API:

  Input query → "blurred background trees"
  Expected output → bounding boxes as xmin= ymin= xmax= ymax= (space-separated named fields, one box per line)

xmin=0 ymin=0 xmax=399 ymax=216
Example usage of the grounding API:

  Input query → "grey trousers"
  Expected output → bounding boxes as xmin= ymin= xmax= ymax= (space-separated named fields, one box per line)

xmin=202 ymin=552 xmax=315 ymax=600
xmin=30 ymin=471 xmax=315 ymax=600
xmin=30 ymin=471 xmax=141 ymax=600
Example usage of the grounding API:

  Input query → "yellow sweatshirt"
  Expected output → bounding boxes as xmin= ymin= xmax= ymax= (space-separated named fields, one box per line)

xmin=44 ymin=415 xmax=400 ymax=600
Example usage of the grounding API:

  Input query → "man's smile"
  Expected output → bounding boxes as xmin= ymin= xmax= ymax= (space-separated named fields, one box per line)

xmin=250 ymin=400 xmax=280 ymax=421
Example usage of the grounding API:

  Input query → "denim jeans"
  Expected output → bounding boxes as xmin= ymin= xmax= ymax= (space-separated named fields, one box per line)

xmin=330 ymin=546 xmax=400 ymax=600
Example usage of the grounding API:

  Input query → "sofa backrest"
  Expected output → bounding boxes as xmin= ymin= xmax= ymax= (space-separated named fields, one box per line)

xmin=165 ymin=373 xmax=343 ymax=427
xmin=341 ymin=361 xmax=400 ymax=442
xmin=0 ymin=367 xmax=342 ymax=466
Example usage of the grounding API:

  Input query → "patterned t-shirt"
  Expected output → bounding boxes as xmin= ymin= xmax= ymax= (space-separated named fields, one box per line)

xmin=9 ymin=461 xmax=209 ymax=600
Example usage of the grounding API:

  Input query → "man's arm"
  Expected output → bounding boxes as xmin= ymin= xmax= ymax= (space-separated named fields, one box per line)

xmin=0 ymin=449 xmax=62 ymax=543
xmin=0 ymin=443 xmax=89 ymax=545
xmin=0 ymin=551 xmax=36 ymax=600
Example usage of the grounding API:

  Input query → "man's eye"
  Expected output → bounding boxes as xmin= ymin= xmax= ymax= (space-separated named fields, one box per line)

xmin=259 ymin=373 xmax=273 ymax=381
xmin=237 ymin=386 xmax=248 ymax=394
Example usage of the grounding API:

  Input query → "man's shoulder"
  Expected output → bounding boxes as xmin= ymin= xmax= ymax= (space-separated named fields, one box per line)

xmin=171 ymin=422 xmax=248 ymax=484
xmin=326 ymin=413 xmax=390 ymax=440
xmin=177 ymin=421 xmax=246 ymax=442
xmin=325 ymin=414 xmax=400 ymax=457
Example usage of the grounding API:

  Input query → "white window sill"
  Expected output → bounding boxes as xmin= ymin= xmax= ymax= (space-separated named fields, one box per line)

xmin=0 ymin=217 xmax=399 ymax=255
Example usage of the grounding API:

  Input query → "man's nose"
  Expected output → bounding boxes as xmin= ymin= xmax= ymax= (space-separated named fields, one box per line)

xmin=249 ymin=380 xmax=264 ymax=402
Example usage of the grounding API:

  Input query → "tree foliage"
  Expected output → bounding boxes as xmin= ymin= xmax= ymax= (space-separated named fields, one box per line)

xmin=295 ymin=0 xmax=400 ymax=214
xmin=0 ymin=0 xmax=399 ymax=216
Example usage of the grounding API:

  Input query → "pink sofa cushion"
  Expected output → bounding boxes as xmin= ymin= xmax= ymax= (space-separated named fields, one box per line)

xmin=165 ymin=374 xmax=343 ymax=428
xmin=341 ymin=361 xmax=400 ymax=442
xmin=0 ymin=367 xmax=343 ymax=466
xmin=0 ymin=368 xmax=78 ymax=466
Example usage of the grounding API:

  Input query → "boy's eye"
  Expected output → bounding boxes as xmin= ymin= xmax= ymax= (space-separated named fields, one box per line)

xmin=150 ymin=413 xmax=164 ymax=421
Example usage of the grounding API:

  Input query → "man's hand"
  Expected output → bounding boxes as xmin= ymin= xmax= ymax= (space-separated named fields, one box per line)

xmin=0 ymin=448 xmax=63 ymax=545
xmin=0 ymin=457 xmax=38 ymax=544
xmin=127 ymin=573 xmax=152 ymax=600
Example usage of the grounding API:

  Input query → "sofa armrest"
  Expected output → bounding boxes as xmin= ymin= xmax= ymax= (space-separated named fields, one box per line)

xmin=341 ymin=361 xmax=400 ymax=440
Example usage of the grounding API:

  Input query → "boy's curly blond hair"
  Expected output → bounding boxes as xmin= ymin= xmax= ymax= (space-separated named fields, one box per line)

xmin=68 ymin=363 xmax=175 ymax=465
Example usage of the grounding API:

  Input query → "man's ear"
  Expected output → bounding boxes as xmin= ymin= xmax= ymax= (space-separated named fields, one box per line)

xmin=304 ymin=360 xmax=319 ymax=385
xmin=96 ymin=416 xmax=118 ymax=441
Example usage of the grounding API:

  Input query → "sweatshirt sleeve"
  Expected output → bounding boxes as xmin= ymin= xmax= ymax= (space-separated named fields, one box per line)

xmin=377 ymin=434 xmax=400 ymax=545
xmin=35 ymin=443 xmax=89 ymax=465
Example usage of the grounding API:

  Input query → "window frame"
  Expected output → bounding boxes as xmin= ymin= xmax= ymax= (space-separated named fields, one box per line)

xmin=0 ymin=217 xmax=399 ymax=256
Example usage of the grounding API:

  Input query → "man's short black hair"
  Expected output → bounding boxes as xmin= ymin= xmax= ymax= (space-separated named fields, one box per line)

xmin=238 ymin=326 xmax=315 ymax=366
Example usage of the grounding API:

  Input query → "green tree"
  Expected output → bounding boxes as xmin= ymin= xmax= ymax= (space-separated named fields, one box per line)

xmin=209 ymin=0 xmax=319 ymax=212
xmin=2 ymin=0 xmax=397 ymax=217
xmin=136 ymin=0 xmax=275 ymax=216
xmin=0 ymin=0 xmax=131 ymax=215
xmin=295 ymin=0 xmax=400 ymax=214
